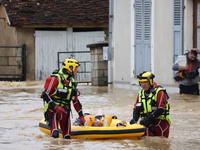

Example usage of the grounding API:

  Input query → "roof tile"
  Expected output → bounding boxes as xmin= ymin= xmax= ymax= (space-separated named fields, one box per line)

xmin=1 ymin=0 xmax=109 ymax=27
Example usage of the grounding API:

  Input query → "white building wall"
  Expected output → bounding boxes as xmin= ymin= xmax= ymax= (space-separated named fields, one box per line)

xmin=112 ymin=0 xmax=193 ymax=88
xmin=152 ymin=0 xmax=174 ymax=85
xmin=153 ymin=0 xmax=193 ymax=86
xmin=113 ymin=0 xmax=175 ymax=88
xmin=113 ymin=0 xmax=133 ymax=88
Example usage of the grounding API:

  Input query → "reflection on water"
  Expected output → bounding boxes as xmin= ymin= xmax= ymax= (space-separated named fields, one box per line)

xmin=0 ymin=81 xmax=200 ymax=150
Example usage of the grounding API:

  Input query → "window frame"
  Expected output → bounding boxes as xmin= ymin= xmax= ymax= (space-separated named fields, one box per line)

xmin=193 ymin=0 xmax=200 ymax=47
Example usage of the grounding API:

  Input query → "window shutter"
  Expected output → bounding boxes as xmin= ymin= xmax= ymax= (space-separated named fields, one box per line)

xmin=144 ymin=0 xmax=151 ymax=41
xmin=135 ymin=0 xmax=142 ymax=42
xmin=173 ymin=0 xmax=183 ymax=62
xmin=135 ymin=0 xmax=151 ymax=75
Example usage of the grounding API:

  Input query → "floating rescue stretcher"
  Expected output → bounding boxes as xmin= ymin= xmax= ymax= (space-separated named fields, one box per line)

xmin=39 ymin=118 xmax=145 ymax=139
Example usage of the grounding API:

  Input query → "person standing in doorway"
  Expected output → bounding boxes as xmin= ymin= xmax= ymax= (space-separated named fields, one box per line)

xmin=41 ymin=58 xmax=86 ymax=139
xmin=172 ymin=49 xmax=200 ymax=95
xmin=130 ymin=72 xmax=170 ymax=138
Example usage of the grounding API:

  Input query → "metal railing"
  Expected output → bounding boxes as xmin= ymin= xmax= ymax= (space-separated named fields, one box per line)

xmin=57 ymin=51 xmax=91 ymax=84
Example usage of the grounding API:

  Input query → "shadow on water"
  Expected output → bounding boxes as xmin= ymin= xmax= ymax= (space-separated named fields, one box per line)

xmin=0 ymin=81 xmax=200 ymax=150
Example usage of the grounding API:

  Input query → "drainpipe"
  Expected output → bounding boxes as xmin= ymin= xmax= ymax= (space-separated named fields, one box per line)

xmin=108 ymin=0 xmax=114 ymax=86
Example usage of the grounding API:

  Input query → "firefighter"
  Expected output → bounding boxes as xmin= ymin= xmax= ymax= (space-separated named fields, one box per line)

xmin=130 ymin=71 xmax=170 ymax=138
xmin=41 ymin=58 xmax=86 ymax=139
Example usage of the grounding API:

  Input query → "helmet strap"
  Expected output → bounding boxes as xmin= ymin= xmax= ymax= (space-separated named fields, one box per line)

xmin=62 ymin=68 xmax=68 ymax=74
xmin=72 ymin=70 xmax=75 ymax=77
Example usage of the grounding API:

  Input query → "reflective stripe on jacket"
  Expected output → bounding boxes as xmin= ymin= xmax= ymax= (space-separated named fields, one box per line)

xmin=138 ymin=86 xmax=170 ymax=124
xmin=44 ymin=69 xmax=75 ymax=112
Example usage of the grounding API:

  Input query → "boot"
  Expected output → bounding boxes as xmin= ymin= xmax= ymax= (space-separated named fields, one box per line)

xmin=64 ymin=134 xmax=71 ymax=139
xmin=51 ymin=130 xmax=59 ymax=138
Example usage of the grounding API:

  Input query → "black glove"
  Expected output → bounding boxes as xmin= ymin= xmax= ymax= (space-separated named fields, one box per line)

xmin=140 ymin=117 xmax=151 ymax=127
xmin=130 ymin=110 xmax=140 ymax=125
xmin=130 ymin=118 xmax=137 ymax=124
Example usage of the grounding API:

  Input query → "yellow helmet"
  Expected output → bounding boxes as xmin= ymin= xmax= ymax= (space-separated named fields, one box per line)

xmin=137 ymin=71 xmax=155 ymax=85
xmin=84 ymin=115 xmax=95 ymax=126
xmin=62 ymin=58 xmax=80 ymax=73
xmin=101 ymin=115 xmax=112 ymax=127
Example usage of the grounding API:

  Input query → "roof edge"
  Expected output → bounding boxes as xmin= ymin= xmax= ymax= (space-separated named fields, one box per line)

xmin=2 ymin=5 xmax=11 ymax=26
xmin=12 ymin=23 xmax=108 ymax=28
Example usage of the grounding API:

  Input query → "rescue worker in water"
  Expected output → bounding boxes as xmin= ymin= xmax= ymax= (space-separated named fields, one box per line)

xmin=41 ymin=58 xmax=86 ymax=139
xmin=130 ymin=72 xmax=170 ymax=138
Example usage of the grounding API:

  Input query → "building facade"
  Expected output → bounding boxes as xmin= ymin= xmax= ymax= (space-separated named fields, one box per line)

xmin=110 ymin=0 xmax=198 ymax=88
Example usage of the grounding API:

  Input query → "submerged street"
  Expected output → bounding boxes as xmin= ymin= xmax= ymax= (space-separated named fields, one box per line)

xmin=0 ymin=81 xmax=200 ymax=150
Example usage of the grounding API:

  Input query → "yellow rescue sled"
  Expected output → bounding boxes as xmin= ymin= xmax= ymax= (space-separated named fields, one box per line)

xmin=39 ymin=117 xmax=145 ymax=139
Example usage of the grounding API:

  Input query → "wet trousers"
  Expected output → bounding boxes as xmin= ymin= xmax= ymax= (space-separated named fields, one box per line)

xmin=145 ymin=120 xmax=170 ymax=138
xmin=179 ymin=84 xmax=199 ymax=95
xmin=49 ymin=109 xmax=71 ymax=138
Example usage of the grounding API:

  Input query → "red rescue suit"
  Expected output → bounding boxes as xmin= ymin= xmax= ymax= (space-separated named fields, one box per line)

xmin=42 ymin=70 xmax=84 ymax=139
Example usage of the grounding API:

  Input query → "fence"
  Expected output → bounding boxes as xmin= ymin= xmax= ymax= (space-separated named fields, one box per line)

xmin=57 ymin=51 xmax=91 ymax=84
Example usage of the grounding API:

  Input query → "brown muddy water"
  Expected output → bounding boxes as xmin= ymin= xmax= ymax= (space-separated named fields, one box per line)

xmin=0 ymin=81 xmax=200 ymax=150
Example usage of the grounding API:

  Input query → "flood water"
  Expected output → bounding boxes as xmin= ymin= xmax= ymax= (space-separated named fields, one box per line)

xmin=0 ymin=81 xmax=200 ymax=150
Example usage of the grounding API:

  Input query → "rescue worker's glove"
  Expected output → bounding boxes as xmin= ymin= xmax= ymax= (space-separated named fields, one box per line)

xmin=130 ymin=110 xmax=140 ymax=124
xmin=140 ymin=108 xmax=164 ymax=127
xmin=79 ymin=116 xmax=86 ymax=125
xmin=140 ymin=116 xmax=153 ymax=127
xmin=54 ymin=105 xmax=66 ymax=114
xmin=129 ymin=119 xmax=137 ymax=124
